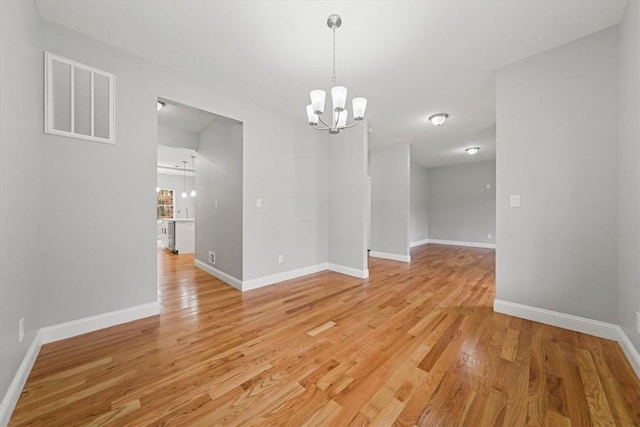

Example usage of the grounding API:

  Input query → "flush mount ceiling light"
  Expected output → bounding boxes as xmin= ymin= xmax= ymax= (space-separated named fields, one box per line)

xmin=465 ymin=147 xmax=480 ymax=155
xmin=306 ymin=14 xmax=367 ymax=135
xmin=157 ymin=101 xmax=165 ymax=111
xmin=429 ymin=113 xmax=449 ymax=126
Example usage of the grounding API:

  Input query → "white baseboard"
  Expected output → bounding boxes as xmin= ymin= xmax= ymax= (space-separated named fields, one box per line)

xmin=0 ymin=331 xmax=43 ymax=427
xmin=615 ymin=326 xmax=640 ymax=378
xmin=494 ymin=299 xmax=640 ymax=378
xmin=493 ymin=299 xmax=620 ymax=340
xmin=369 ymin=251 xmax=411 ymax=263
xmin=410 ymin=239 xmax=429 ymax=248
xmin=328 ymin=263 xmax=369 ymax=279
xmin=196 ymin=260 xmax=370 ymax=291
xmin=194 ymin=260 xmax=242 ymax=290
xmin=242 ymin=263 xmax=328 ymax=291
xmin=427 ymin=239 xmax=496 ymax=249
xmin=40 ymin=302 xmax=160 ymax=344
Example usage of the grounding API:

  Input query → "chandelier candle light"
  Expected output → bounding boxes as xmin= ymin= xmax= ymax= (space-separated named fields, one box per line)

xmin=306 ymin=14 xmax=367 ymax=134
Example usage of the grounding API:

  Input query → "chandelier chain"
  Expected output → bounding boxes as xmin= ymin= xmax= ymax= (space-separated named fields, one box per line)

xmin=332 ymin=27 xmax=336 ymax=87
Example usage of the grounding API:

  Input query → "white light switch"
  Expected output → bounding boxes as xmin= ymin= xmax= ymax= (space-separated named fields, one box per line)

xmin=256 ymin=198 xmax=263 ymax=208
xmin=486 ymin=184 xmax=491 ymax=190
xmin=510 ymin=194 xmax=521 ymax=207
xmin=214 ymin=200 xmax=218 ymax=209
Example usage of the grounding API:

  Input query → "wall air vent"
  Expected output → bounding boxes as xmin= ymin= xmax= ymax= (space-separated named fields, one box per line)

xmin=45 ymin=52 xmax=115 ymax=144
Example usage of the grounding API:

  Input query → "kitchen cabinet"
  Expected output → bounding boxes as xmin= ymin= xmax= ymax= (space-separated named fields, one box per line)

xmin=159 ymin=219 xmax=195 ymax=254
xmin=174 ymin=221 xmax=195 ymax=254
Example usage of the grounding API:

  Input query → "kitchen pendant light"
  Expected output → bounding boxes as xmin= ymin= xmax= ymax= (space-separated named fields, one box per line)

xmin=190 ymin=155 xmax=196 ymax=197
xmin=306 ymin=14 xmax=367 ymax=134
xmin=181 ymin=161 xmax=188 ymax=198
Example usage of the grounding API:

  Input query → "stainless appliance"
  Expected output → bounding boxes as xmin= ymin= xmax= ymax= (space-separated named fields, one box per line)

xmin=167 ymin=221 xmax=177 ymax=254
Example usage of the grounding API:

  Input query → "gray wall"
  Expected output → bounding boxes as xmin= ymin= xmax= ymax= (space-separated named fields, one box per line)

xmin=36 ymin=17 xmax=328 ymax=324
xmin=410 ymin=163 xmax=429 ymax=244
xmin=328 ymin=124 xmax=368 ymax=274
xmin=617 ymin=1 xmax=640 ymax=353
xmin=496 ymin=28 xmax=618 ymax=323
xmin=196 ymin=118 xmax=243 ymax=280
xmin=370 ymin=143 xmax=411 ymax=257
xmin=157 ymin=125 xmax=197 ymax=150
xmin=242 ymin=113 xmax=328 ymax=280
xmin=427 ymin=160 xmax=496 ymax=244
xmin=156 ymin=173 xmax=195 ymax=219
xmin=0 ymin=0 xmax=43 ymax=409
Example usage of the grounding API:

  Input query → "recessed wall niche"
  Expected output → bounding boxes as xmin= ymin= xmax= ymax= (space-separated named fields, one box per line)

xmin=45 ymin=52 xmax=115 ymax=144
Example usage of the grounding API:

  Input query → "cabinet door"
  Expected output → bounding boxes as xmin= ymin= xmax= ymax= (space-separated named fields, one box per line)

xmin=175 ymin=222 xmax=195 ymax=254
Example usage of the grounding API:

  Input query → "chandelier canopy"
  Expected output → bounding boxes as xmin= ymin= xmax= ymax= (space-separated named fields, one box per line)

xmin=306 ymin=14 xmax=367 ymax=134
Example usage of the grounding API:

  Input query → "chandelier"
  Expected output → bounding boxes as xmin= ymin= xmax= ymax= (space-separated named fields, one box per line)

xmin=306 ymin=14 xmax=367 ymax=134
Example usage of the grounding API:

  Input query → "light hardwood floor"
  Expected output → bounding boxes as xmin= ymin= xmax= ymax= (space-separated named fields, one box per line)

xmin=10 ymin=244 xmax=640 ymax=426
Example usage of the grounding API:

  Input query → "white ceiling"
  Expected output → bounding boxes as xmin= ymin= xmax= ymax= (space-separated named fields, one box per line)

xmin=36 ymin=0 xmax=628 ymax=168
xmin=157 ymin=145 xmax=196 ymax=176
xmin=157 ymin=98 xmax=217 ymax=133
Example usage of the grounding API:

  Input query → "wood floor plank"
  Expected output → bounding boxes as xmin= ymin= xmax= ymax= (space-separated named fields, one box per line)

xmin=8 ymin=245 xmax=640 ymax=426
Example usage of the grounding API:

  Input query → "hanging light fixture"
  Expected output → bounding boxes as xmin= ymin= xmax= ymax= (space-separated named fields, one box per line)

xmin=181 ymin=161 xmax=188 ymax=198
xmin=306 ymin=14 xmax=367 ymax=134
xmin=190 ymin=155 xmax=196 ymax=197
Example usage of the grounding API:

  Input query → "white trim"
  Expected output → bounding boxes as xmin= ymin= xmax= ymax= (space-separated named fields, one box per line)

xmin=494 ymin=299 xmax=640 ymax=378
xmin=616 ymin=327 xmax=640 ymax=378
xmin=0 ymin=331 xmax=42 ymax=427
xmin=196 ymin=260 xmax=371 ymax=290
xmin=410 ymin=239 xmax=429 ymax=248
xmin=493 ymin=299 xmax=620 ymax=340
xmin=369 ymin=251 xmax=411 ymax=263
xmin=427 ymin=239 xmax=496 ymax=249
xmin=242 ymin=263 xmax=328 ymax=291
xmin=194 ymin=259 xmax=242 ymax=290
xmin=44 ymin=52 xmax=116 ymax=144
xmin=327 ymin=263 xmax=369 ymax=279
xmin=40 ymin=302 xmax=160 ymax=344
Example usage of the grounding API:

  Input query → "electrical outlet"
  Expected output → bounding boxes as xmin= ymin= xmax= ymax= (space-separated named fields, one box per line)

xmin=214 ymin=200 xmax=218 ymax=209
xmin=19 ymin=318 xmax=24 ymax=343
xmin=209 ymin=251 xmax=216 ymax=265
xmin=636 ymin=312 xmax=640 ymax=334
xmin=510 ymin=194 xmax=521 ymax=207
xmin=256 ymin=198 xmax=263 ymax=208
xmin=418 ymin=232 xmax=422 ymax=237
xmin=278 ymin=254 xmax=284 ymax=264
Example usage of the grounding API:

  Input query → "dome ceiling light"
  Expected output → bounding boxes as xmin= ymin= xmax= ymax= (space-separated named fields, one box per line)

xmin=429 ymin=113 xmax=449 ymax=126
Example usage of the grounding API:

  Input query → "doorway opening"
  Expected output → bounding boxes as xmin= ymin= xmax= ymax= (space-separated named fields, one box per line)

xmin=156 ymin=97 xmax=243 ymax=300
